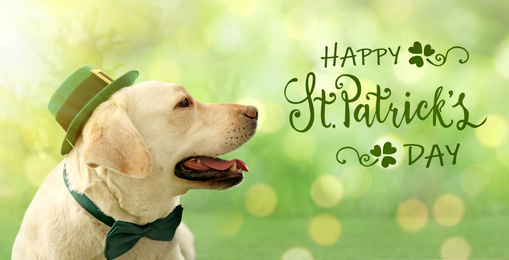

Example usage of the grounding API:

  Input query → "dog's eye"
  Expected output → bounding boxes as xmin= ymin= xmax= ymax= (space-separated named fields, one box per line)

xmin=177 ymin=98 xmax=190 ymax=108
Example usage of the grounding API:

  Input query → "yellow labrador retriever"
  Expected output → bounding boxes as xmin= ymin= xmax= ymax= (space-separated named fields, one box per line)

xmin=13 ymin=81 xmax=258 ymax=259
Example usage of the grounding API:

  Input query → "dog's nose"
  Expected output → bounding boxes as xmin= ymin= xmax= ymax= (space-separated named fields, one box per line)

xmin=244 ymin=105 xmax=258 ymax=120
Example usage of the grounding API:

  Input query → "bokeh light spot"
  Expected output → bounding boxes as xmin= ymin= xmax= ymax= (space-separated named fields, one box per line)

xmin=282 ymin=131 xmax=316 ymax=161
xmin=461 ymin=164 xmax=491 ymax=196
xmin=433 ymin=194 xmax=465 ymax=227
xmin=309 ymin=213 xmax=341 ymax=246
xmin=495 ymin=38 xmax=509 ymax=79
xmin=440 ymin=236 xmax=471 ymax=260
xmin=396 ymin=198 xmax=428 ymax=232
xmin=214 ymin=209 xmax=243 ymax=237
xmin=475 ymin=114 xmax=508 ymax=148
xmin=339 ymin=166 xmax=372 ymax=198
xmin=310 ymin=174 xmax=342 ymax=208
xmin=245 ymin=183 xmax=277 ymax=217
xmin=282 ymin=247 xmax=314 ymax=260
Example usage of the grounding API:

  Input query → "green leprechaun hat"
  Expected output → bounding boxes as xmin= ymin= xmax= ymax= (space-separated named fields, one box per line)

xmin=48 ymin=65 xmax=139 ymax=155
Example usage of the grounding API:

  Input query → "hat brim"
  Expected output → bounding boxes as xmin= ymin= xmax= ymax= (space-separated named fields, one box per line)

xmin=60 ymin=70 xmax=139 ymax=155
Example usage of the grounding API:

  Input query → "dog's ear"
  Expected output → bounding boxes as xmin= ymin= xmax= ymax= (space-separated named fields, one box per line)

xmin=81 ymin=99 xmax=152 ymax=178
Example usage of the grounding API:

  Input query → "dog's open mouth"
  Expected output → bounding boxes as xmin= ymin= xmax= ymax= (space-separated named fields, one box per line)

xmin=175 ymin=156 xmax=248 ymax=182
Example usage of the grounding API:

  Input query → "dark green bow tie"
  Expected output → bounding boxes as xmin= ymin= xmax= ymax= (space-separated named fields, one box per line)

xmin=63 ymin=165 xmax=183 ymax=260
xmin=104 ymin=206 xmax=183 ymax=259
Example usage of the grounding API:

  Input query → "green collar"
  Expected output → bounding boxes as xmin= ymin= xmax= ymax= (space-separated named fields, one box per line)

xmin=63 ymin=165 xmax=183 ymax=259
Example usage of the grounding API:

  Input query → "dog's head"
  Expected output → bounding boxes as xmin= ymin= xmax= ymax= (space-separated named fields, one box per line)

xmin=79 ymin=81 xmax=257 ymax=193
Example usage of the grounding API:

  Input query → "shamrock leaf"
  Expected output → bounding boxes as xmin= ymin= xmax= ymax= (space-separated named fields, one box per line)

xmin=371 ymin=141 xmax=398 ymax=168
xmin=370 ymin=145 xmax=381 ymax=157
xmin=382 ymin=142 xmax=397 ymax=155
xmin=423 ymin=44 xmax=435 ymax=57
xmin=408 ymin=41 xmax=438 ymax=68
xmin=381 ymin=156 xmax=396 ymax=168
xmin=409 ymin=56 xmax=424 ymax=68
xmin=408 ymin=41 xmax=423 ymax=54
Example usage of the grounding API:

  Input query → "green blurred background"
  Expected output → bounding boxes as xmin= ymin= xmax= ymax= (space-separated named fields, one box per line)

xmin=2 ymin=0 xmax=509 ymax=259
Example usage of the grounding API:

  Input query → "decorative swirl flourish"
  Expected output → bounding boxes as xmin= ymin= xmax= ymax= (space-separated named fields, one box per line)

xmin=427 ymin=46 xmax=469 ymax=67
xmin=336 ymin=146 xmax=378 ymax=167
xmin=408 ymin=41 xmax=470 ymax=68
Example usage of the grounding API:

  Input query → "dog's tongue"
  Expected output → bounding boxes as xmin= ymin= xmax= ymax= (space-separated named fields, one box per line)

xmin=183 ymin=157 xmax=249 ymax=172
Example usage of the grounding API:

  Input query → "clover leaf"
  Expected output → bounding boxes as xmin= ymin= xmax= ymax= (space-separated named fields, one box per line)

xmin=408 ymin=41 xmax=436 ymax=68
xmin=370 ymin=141 xmax=397 ymax=168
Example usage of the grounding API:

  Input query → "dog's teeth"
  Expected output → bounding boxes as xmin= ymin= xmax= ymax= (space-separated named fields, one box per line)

xmin=196 ymin=159 xmax=201 ymax=164
xmin=229 ymin=162 xmax=237 ymax=172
